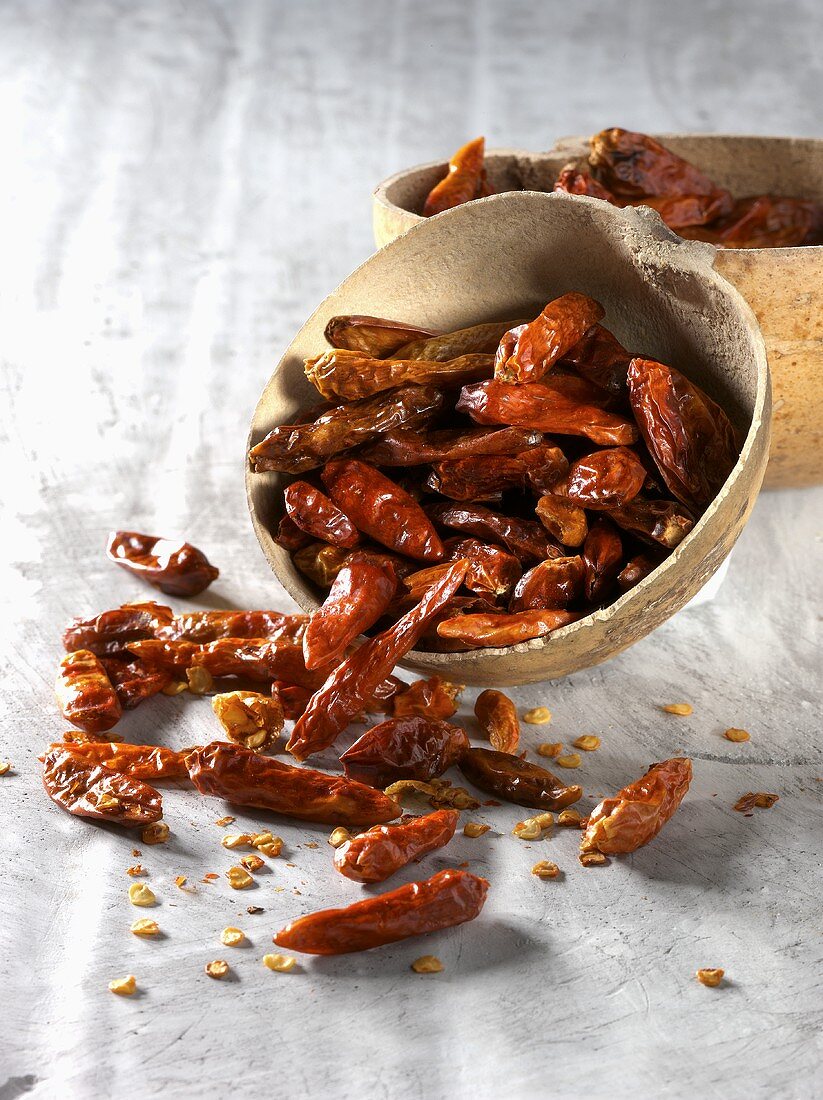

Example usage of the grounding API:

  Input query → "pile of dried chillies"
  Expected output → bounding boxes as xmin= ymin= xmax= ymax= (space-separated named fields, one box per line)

xmin=420 ymin=129 xmax=823 ymax=249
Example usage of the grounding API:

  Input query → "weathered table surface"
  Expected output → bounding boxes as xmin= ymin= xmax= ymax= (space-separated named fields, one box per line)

xmin=2 ymin=2 xmax=821 ymax=1097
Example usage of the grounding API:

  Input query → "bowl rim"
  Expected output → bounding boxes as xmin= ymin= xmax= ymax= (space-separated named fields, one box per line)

xmin=247 ymin=190 xmax=771 ymax=665
xmin=373 ymin=133 xmax=823 ymax=256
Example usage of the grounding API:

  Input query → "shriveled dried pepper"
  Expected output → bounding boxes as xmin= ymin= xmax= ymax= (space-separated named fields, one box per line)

xmin=680 ymin=194 xmax=823 ymax=249
xmin=436 ymin=608 xmax=579 ymax=648
xmin=459 ymin=747 xmax=581 ymax=810
xmin=617 ymin=552 xmax=660 ymax=592
xmin=333 ymin=809 xmax=459 ymax=883
xmin=554 ymin=164 xmax=616 ymax=201
xmin=395 ymin=319 xmax=525 ymax=362
xmin=273 ymin=867 xmax=488 ymax=954
xmin=156 ymin=609 xmax=301 ymax=643
xmin=271 ymin=681 xmax=313 ymax=720
xmin=509 ymin=555 xmax=585 ymax=611
xmin=423 ymin=137 xmax=489 ymax=217
xmin=63 ymin=601 xmax=174 ymax=657
xmin=457 ymin=379 xmax=639 ymax=446
xmin=305 ymin=350 xmax=493 ymax=402
xmin=106 ymin=531 xmax=219 ymax=597
xmin=284 ymin=481 xmax=361 ymax=549
xmin=494 ymin=293 xmax=605 ymax=385
xmin=361 ymin=425 xmax=542 ymax=467
xmin=45 ymin=741 xmax=191 ymax=780
xmin=286 ymin=560 xmax=469 ymax=760
xmin=535 ymin=492 xmax=588 ymax=547
xmin=606 ymin=499 xmax=694 ymax=549
xmin=341 ymin=715 xmax=470 ymax=788
xmin=567 ymin=446 xmax=647 ymax=508
xmin=186 ymin=741 xmax=401 ymax=826
xmin=475 ymin=689 xmax=519 ymax=754
xmin=249 ymin=384 xmax=445 ymax=473
xmin=56 ymin=650 xmax=122 ymax=733
xmin=442 ymin=538 xmax=522 ymax=597
xmin=211 ymin=691 xmax=284 ymax=752
xmin=293 ymin=542 xmax=351 ymax=587
xmin=322 ymin=458 xmax=444 ymax=563
xmin=42 ymin=746 xmax=163 ymax=826
xmin=302 ymin=552 xmax=398 ymax=670
xmin=560 ymin=324 xmax=632 ymax=398
xmin=128 ymin=636 xmax=330 ymax=691
xmin=627 ymin=358 xmax=738 ymax=512
xmin=100 ymin=656 xmax=171 ymax=709
xmin=391 ymin=677 xmax=463 ymax=720
xmin=324 ymin=314 xmax=438 ymax=357
xmin=580 ymin=757 xmax=692 ymax=854
xmin=582 ymin=517 xmax=623 ymax=602
xmin=428 ymin=501 xmax=559 ymax=563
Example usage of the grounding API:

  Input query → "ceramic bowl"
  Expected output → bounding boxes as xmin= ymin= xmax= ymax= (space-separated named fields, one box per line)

xmin=373 ymin=134 xmax=821 ymax=487
xmin=247 ymin=191 xmax=770 ymax=686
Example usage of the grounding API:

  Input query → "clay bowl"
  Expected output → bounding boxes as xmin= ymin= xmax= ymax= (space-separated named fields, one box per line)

xmin=247 ymin=191 xmax=770 ymax=686
xmin=373 ymin=134 xmax=822 ymax=488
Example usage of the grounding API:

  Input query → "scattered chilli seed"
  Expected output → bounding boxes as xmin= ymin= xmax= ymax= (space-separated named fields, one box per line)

xmin=186 ymin=666 xmax=214 ymax=694
xmin=162 ymin=680 xmax=188 ymax=696
xmin=724 ymin=728 xmax=750 ymax=743
xmin=205 ymin=960 xmax=229 ymax=979
xmin=128 ymin=883 xmax=156 ymax=907
xmin=523 ymin=707 xmax=552 ymax=725
xmin=662 ymin=703 xmax=693 ymax=716
xmin=513 ymin=815 xmax=551 ymax=840
xmin=304 ymin=842 xmax=319 ymax=849
xmin=696 ymin=968 xmax=725 ymax=987
xmin=214 ymin=816 xmax=235 ymax=827
xmin=573 ymin=735 xmax=600 ymax=751
xmin=532 ymin=860 xmax=559 ymax=879
xmin=263 ymin=954 xmax=296 ymax=972
xmin=175 ymin=875 xmax=189 ymax=889
xmin=141 ymin=822 xmax=170 ymax=845
xmin=226 ymin=866 xmax=254 ymax=889
xmin=131 ymin=918 xmax=159 ymax=937
xmin=411 ymin=955 xmax=444 ymax=974
xmin=240 ymin=854 xmax=265 ymax=873
xmin=734 ymin=792 xmax=779 ymax=812
xmin=127 ymin=864 xmax=146 ymax=877
xmin=108 ymin=975 xmax=136 ymax=996
xmin=537 ymin=742 xmax=562 ymax=758
xmin=221 ymin=927 xmax=245 ymax=947
xmin=463 ymin=822 xmax=490 ymax=838
xmin=556 ymin=754 xmax=581 ymax=769
xmin=222 ymin=833 xmax=253 ymax=850
xmin=247 ymin=905 xmax=264 ymax=915
xmin=0 ymin=761 xmax=11 ymax=776
xmin=328 ymin=827 xmax=352 ymax=848
xmin=252 ymin=832 xmax=283 ymax=857
xmin=579 ymin=851 xmax=607 ymax=867
xmin=557 ymin=809 xmax=583 ymax=827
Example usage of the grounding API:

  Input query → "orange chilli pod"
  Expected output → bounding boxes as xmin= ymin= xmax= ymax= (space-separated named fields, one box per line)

xmin=56 ymin=650 xmax=122 ymax=734
xmin=106 ymin=531 xmax=219 ymax=597
xmin=283 ymin=481 xmax=361 ymax=549
xmin=436 ymin=608 xmax=579 ymax=649
xmin=333 ymin=809 xmax=459 ymax=884
xmin=340 ymin=715 xmax=470 ymax=788
xmin=459 ymin=747 xmax=582 ymax=811
xmin=323 ymin=314 xmax=438 ymax=357
xmin=580 ymin=757 xmax=692 ymax=855
xmin=46 ymin=741 xmax=192 ymax=781
xmin=423 ymin=137 xmax=489 ymax=217
xmin=494 ymin=293 xmax=605 ymax=385
xmin=42 ymin=747 xmax=163 ymax=827
xmin=474 ymin=690 xmax=520 ymax=754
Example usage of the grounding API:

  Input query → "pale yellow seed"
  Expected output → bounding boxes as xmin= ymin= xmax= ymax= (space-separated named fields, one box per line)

xmin=222 ymin=833 xmax=253 ymax=850
xmin=696 ymin=967 xmax=725 ymax=987
xmin=463 ymin=822 xmax=490 ymax=838
xmin=662 ymin=703 xmax=693 ymax=716
xmin=226 ymin=866 xmax=253 ymax=890
xmin=128 ymin=882 xmax=156 ymax=907
xmin=108 ymin=975 xmax=136 ymax=996
xmin=724 ymin=728 xmax=750 ymax=743
xmin=523 ymin=707 xmax=552 ymax=725
xmin=186 ymin=666 xmax=214 ymax=694
xmin=532 ymin=860 xmax=559 ymax=880
xmin=556 ymin=754 xmax=581 ymax=769
xmin=162 ymin=680 xmax=188 ymax=696
xmin=0 ymin=761 xmax=11 ymax=776
xmin=573 ymin=735 xmax=600 ymax=752
xmin=251 ymin=832 xmax=283 ymax=857
xmin=263 ymin=953 xmax=296 ymax=972
xmin=205 ymin=960 xmax=229 ymax=979
xmin=579 ymin=851 xmax=607 ymax=867
xmin=240 ymin=854 xmax=265 ymax=873
xmin=221 ymin=927 xmax=245 ymax=947
xmin=141 ymin=822 xmax=170 ymax=846
xmin=131 ymin=918 xmax=159 ymax=937
xmin=328 ymin=827 xmax=352 ymax=848
xmin=96 ymin=791 xmax=121 ymax=812
xmin=557 ymin=809 xmax=582 ymax=827
xmin=513 ymin=819 xmax=542 ymax=841
xmin=127 ymin=863 xmax=145 ymax=877
xmin=411 ymin=955 xmax=443 ymax=974
xmin=214 ymin=815 xmax=235 ymax=827
xmin=304 ymin=842 xmax=319 ymax=850
xmin=537 ymin=742 xmax=562 ymax=758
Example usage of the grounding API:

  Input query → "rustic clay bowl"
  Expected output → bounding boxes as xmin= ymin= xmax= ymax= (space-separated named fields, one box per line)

xmin=247 ymin=191 xmax=770 ymax=686
xmin=373 ymin=134 xmax=822 ymax=487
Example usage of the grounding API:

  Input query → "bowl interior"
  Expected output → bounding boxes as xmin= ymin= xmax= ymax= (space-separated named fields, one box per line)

xmin=247 ymin=191 xmax=769 ymax=683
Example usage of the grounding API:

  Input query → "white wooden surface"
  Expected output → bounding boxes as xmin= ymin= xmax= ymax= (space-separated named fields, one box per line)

xmin=1 ymin=2 xmax=822 ymax=1098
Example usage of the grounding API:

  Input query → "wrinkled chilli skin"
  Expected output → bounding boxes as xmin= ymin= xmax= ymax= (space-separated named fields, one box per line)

xmin=360 ymin=426 xmax=542 ymax=467
xmin=293 ymin=543 xmax=351 ymax=587
xmin=509 ymin=556 xmax=585 ymax=611
xmin=46 ymin=741 xmax=191 ymax=780
xmin=106 ymin=531 xmax=219 ymax=597
xmin=617 ymin=553 xmax=660 ymax=592
xmin=248 ymin=385 xmax=445 ymax=473
xmin=475 ymin=689 xmax=520 ymax=754
xmin=582 ymin=518 xmax=623 ymax=602
xmin=560 ymin=324 xmax=632 ymax=398
xmin=581 ymin=757 xmax=692 ymax=854
xmin=627 ymin=358 xmax=739 ymax=512
xmin=459 ymin=747 xmax=582 ymax=810
xmin=275 ymin=514 xmax=311 ymax=551
xmin=273 ymin=868 xmax=489 ymax=954
xmin=391 ymin=677 xmax=462 ymax=720
xmin=56 ymin=650 xmax=122 ymax=733
xmin=305 ymin=350 xmax=494 ymax=402
xmin=535 ymin=493 xmax=588 ymax=547
xmin=63 ymin=601 xmax=174 ymax=656
xmin=423 ymin=137 xmax=489 ymax=217
xmin=606 ymin=499 xmax=694 ymax=549
xmin=428 ymin=502 xmax=560 ymax=564
xmin=442 ymin=538 xmax=522 ymax=597
xmin=340 ymin=716 xmax=470 ymax=787
xmin=186 ymin=742 xmax=401 ymax=826
xmin=302 ymin=553 xmax=398 ymax=670
xmin=42 ymin=747 xmax=163 ymax=826
xmin=567 ymin=447 xmax=647 ymax=508
xmin=334 ymin=809 xmax=459 ymax=883
xmin=395 ymin=320 xmax=526 ymax=362
xmin=284 ymin=481 xmax=361 ymax=549
xmin=322 ymin=459 xmax=445 ymax=563
xmin=100 ymin=656 xmax=172 ymax=709
xmin=436 ymin=608 xmax=579 ymax=648
xmin=157 ymin=610 xmax=302 ymax=643
xmin=286 ymin=560 xmax=469 ymax=760
xmin=554 ymin=164 xmax=616 ymax=201
xmin=324 ymin=315 xmax=438 ymax=357
xmin=680 ymin=194 xmax=823 ymax=249
xmin=494 ymin=293 xmax=605 ymax=385
xmin=457 ymin=379 xmax=639 ymax=446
